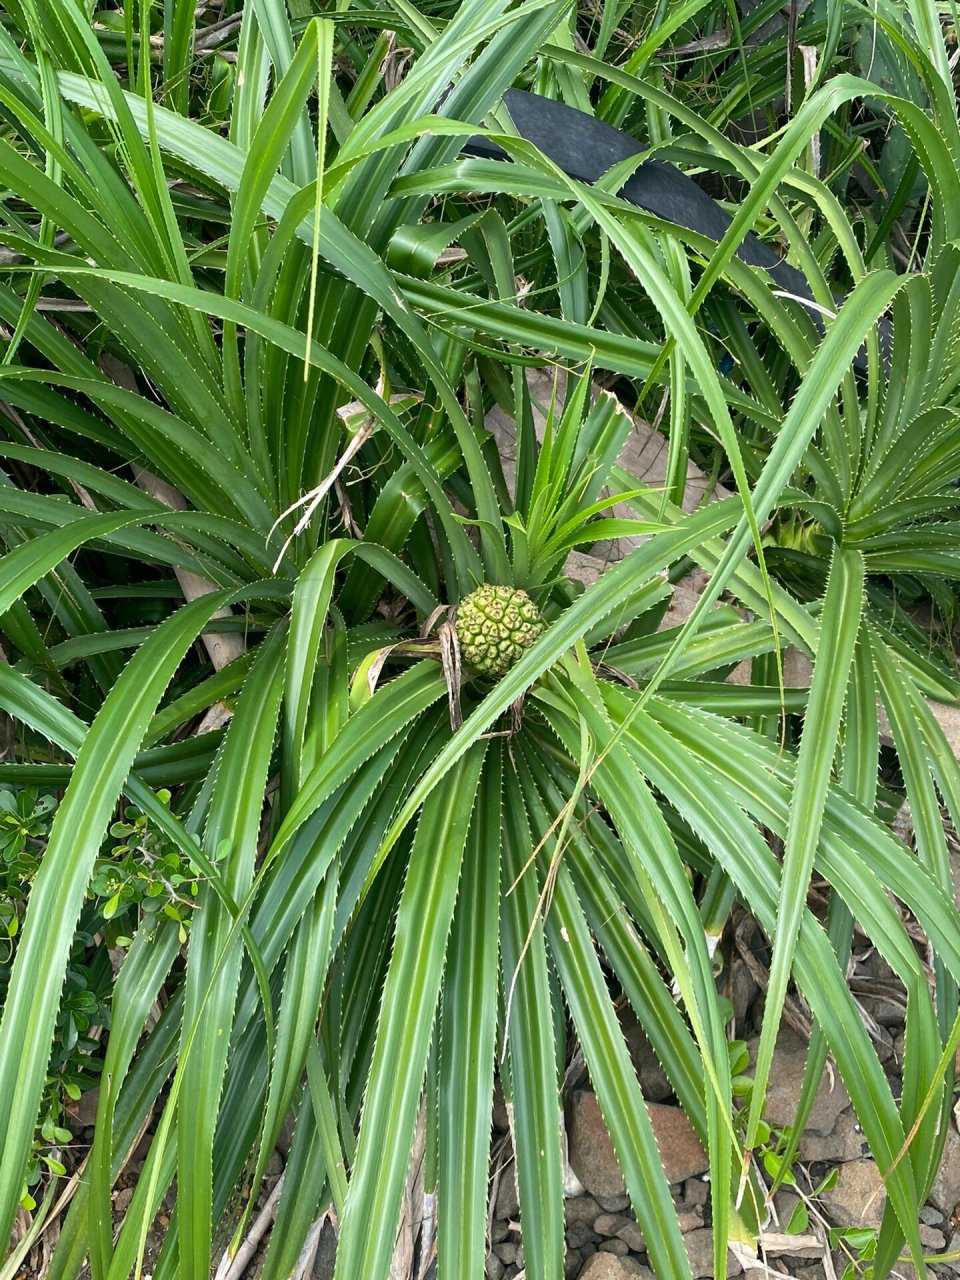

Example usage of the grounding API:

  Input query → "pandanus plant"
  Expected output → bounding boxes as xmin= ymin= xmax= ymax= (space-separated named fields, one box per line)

xmin=0 ymin=3 xmax=958 ymax=1280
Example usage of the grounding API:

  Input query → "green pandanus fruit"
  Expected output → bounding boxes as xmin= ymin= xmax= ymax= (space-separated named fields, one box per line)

xmin=455 ymin=585 xmax=544 ymax=678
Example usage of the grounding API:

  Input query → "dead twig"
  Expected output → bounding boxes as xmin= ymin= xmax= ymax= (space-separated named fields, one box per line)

xmin=214 ymin=1172 xmax=284 ymax=1280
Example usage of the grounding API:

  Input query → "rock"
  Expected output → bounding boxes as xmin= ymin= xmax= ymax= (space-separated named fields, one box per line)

xmin=593 ymin=1214 xmax=644 ymax=1252
xmin=920 ymin=1225 xmax=946 ymax=1250
xmin=820 ymin=1160 xmax=886 ymax=1228
xmin=676 ymin=1205 xmax=705 ymax=1233
xmin=730 ymin=963 xmax=759 ymax=1032
xmin=276 ymin=1112 xmax=296 ymax=1158
xmin=568 ymin=1095 xmax=706 ymax=1198
xmin=568 ymin=1093 xmax=625 ymax=1198
xmin=872 ymin=1027 xmax=896 ymax=1065
xmin=578 ymin=1254 xmax=649 ymax=1279
xmin=492 ymin=1087 xmax=510 ymax=1133
xmin=312 ymin=1219 xmax=337 ymax=1279
xmin=799 ymin=1108 xmax=868 ymax=1164
xmin=683 ymin=1228 xmax=742 ymax=1278
xmin=620 ymin=1014 xmax=673 ymax=1102
xmin=943 ymin=1228 xmax=960 ymax=1274
xmin=565 ymin=1247 xmax=583 ymax=1277
xmin=593 ymin=1213 xmax=630 ymax=1238
xmin=566 ymin=1195 xmax=602 ymax=1224
xmin=747 ymin=1028 xmax=849 ymax=1135
xmin=485 ymin=1251 xmax=505 ymax=1280
xmin=771 ymin=1187 xmax=804 ymax=1232
xmin=598 ymin=1238 xmax=630 ymax=1256
xmin=495 ymin=1242 xmax=520 ymax=1265
xmin=684 ymin=1177 xmax=710 ymax=1207
xmin=928 ymin=1123 xmax=960 ymax=1216
xmin=69 ymin=1086 xmax=100 ymax=1129
xmin=595 ymin=1194 xmax=630 ymax=1212
xmin=920 ymin=1205 xmax=943 ymax=1225
xmin=566 ymin=1223 xmax=598 ymax=1250
xmin=728 ymin=646 xmax=811 ymax=692
xmin=113 ymin=1187 xmax=134 ymax=1214
xmin=490 ymin=1219 xmax=510 ymax=1243
xmin=495 ymin=1160 xmax=519 ymax=1218
xmin=265 ymin=1149 xmax=283 ymax=1179
xmin=607 ymin=1216 xmax=644 ymax=1251
xmin=648 ymin=1104 xmax=709 ymax=1184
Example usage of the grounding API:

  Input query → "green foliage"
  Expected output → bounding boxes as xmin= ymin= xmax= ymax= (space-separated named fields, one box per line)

xmin=93 ymin=793 xmax=199 ymax=943
xmin=0 ymin=783 xmax=198 ymax=1215
xmin=832 ymin=1226 xmax=878 ymax=1280
xmin=0 ymin=2 xmax=957 ymax=1279
xmin=0 ymin=789 xmax=54 ymax=942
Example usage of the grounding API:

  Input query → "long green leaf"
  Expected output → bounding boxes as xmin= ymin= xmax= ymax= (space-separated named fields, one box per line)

xmin=333 ymin=744 xmax=485 ymax=1280
xmin=500 ymin=754 xmax=565 ymax=1280
xmin=745 ymin=546 xmax=865 ymax=1156
xmin=437 ymin=746 xmax=502 ymax=1280
xmin=176 ymin=625 xmax=286 ymax=1279
xmin=0 ymin=586 xmax=265 ymax=1246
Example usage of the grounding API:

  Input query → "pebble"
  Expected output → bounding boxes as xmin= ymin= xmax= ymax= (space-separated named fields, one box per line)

xmin=819 ymin=1160 xmax=886 ymax=1229
xmin=920 ymin=1225 xmax=946 ymax=1250
xmin=684 ymin=1177 xmax=710 ymax=1207
xmin=646 ymin=1104 xmax=709 ymax=1184
xmin=491 ymin=1088 xmax=510 ymax=1133
xmin=598 ymin=1238 xmax=629 ymax=1256
xmin=484 ymin=1251 xmax=504 ymax=1280
xmin=928 ymin=1123 xmax=960 ymax=1216
xmin=566 ymin=1194 xmax=602 ymax=1223
xmin=593 ymin=1213 xmax=630 ymax=1237
xmin=471 ymin=1013 xmax=960 ymax=1280
xmin=494 ymin=1159 xmax=519 ymax=1218
xmin=567 ymin=1223 xmax=598 ymax=1250
xmin=276 ymin=1113 xmax=296 ymax=1158
xmin=731 ymin=961 xmax=759 ymax=1031
xmin=942 ymin=1228 xmax=960 ymax=1275
xmin=619 ymin=1013 xmax=674 ymax=1102
xmin=745 ymin=1027 xmax=849 ymax=1135
xmin=577 ymin=1254 xmax=650 ymax=1279
xmin=676 ymin=1205 xmax=704 ymax=1233
xmin=593 ymin=1213 xmax=644 ymax=1251
xmin=683 ymin=1228 xmax=742 ymax=1278
xmin=71 ymin=1086 xmax=100 ymax=1128
xmin=113 ymin=1187 xmax=134 ymax=1214
xmin=771 ymin=1187 xmax=803 ymax=1230
xmin=595 ymin=1194 xmax=631 ymax=1212
xmin=312 ymin=1220 xmax=337 ymax=1279
xmin=790 ymin=1266 xmax=831 ymax=1280
xmin=568 ymin=1092 xmax=707 ymax=1197
xmin=799 ymin=1107 xmax=868 ymax=1164
xmin=615 ymin=1220 xmax=646 ymax=1251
